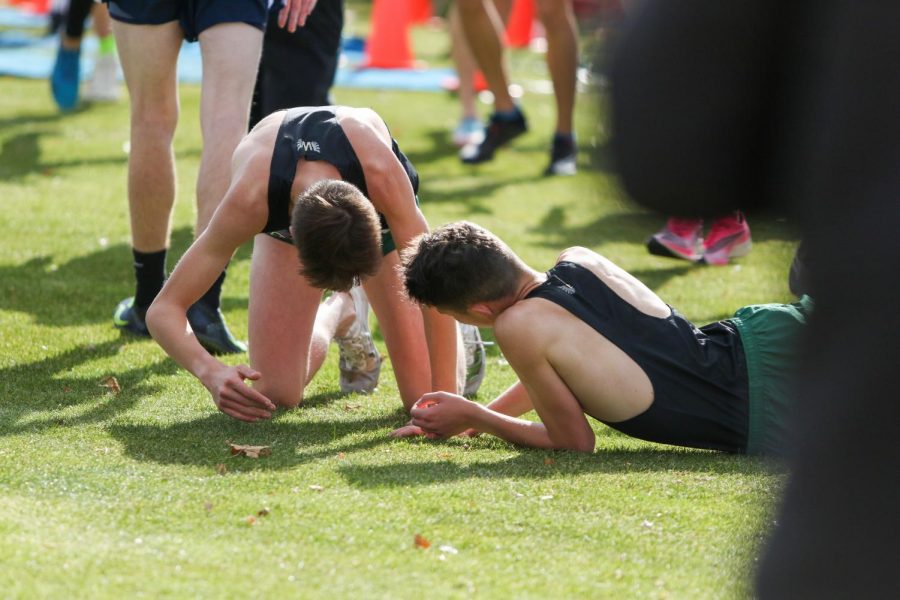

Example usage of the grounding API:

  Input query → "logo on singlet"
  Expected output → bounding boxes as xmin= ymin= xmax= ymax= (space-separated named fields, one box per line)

xmin=297 ymin=139 xmax=321 ymax=153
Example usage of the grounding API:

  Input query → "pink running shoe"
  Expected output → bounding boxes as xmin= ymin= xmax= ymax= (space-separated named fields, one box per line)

xmin=701 ymin=212 xmax=752 ymax=265
xmin=646 ymin=217 xmax=704 ymax=261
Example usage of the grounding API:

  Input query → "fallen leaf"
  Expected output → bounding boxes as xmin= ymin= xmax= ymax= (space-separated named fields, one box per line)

xmin=245 ymin=515 xmax=258 ymax=526
xmin=229 ymin=443 xmax=271 ymax=458
xmin=309 ymin=485 xmax=324 ymax=492
xmin=99 ymin=376 xmax=121 ymax=394
xmin=215 ymin=463 xmax=228 ymax=475
xmin=543 ymin=458 xmax=556 ymax=465
xmin=63 ymin=386 xmax=72 ymax=393
xmin=337 ymin=452 xmax=346 ymax=460
xmin=203 ymin=502 xmax=213 ymax=512
xmin=413 ymin=534 xmax=431 ymax=549
xmin=343 ymin=403 xmax=360 ymax=411
xmin=258 ymin=508 xmax=270 ymax=517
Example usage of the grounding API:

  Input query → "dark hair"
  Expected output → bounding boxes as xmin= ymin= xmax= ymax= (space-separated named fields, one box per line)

xmin=401 ymin=221 xmax=521 ymax=310
xmin=291 ymin=179 xmax=382 ymax=291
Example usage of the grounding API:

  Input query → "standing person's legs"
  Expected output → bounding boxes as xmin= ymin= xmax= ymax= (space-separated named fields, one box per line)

xmin=195 ymin=23 xmax=263 ymax=235
xmin=456 ymin=0 xmax=514 ymax=112
xmin=457 ymin=0 xmax=528 ymax=164
xmin=449 ymin=3 xmax=485 ymax=147
xmin=536 ymin=0 xmax=579 ymax=175
xmin=50 ymin=0 xmax=96 ymax=110
xmin=111 ymin=19 xmax=183 ymax=334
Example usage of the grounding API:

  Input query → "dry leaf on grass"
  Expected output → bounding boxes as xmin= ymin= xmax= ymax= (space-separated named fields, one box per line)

xmin=257 ymin=508 xmax=270 ymax=517
xmin=215 ymin=463 xmax=228 ymax=475
xmin=543 ymin=458 xmax=556 ymax=465
xmin=229 ymin=443 xmax=271 ymax=458
xmin=245 ymin=515 xmax=258 ymax=526
xmin=99 ymin=376 xmax=121 ymax=394
xmin=413 ymin=534 xmax=431 ymax=549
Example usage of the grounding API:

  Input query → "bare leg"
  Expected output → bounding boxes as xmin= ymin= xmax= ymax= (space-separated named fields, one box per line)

xmin=247 ymin=235 xmax=324 ymax=407
xmin=457 ymin=0 xmax=515 ymax=112
xmin=536 ymin=0 xmax=578 ymax=135
xmin=195 ymin=23 xmax=263 ymax=235
xmin=450 ymin=4 xmax=479 ymax=121
xmin=91 ymin=2 xmax=113 ymax=39
xmin=111 ymin=20 xmax=183 ymax=252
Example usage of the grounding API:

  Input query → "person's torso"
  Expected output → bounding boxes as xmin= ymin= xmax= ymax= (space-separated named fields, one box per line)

xmin=526 ymin=261 xmax=750 ymax=453
xmin=263 ymin=106 xmax=419 ymax=233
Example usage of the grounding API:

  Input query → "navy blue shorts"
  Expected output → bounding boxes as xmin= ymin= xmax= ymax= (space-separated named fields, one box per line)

xmin=106 ymin=0 xmax=267 ymax=42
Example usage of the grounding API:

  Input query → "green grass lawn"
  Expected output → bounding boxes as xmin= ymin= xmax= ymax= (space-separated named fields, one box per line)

xmin=0 ymin=31 xmax=796 ymax=597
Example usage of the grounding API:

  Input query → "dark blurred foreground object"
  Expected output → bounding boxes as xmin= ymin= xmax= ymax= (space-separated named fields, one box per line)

xmin=609 ymin=1 xmax=900 ymax=597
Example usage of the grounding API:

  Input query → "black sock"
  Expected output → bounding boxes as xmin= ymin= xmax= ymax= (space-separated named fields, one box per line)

xmin=133 ymin=248 xmax=167 ymax=309
xmin=199 ymin=270 xmax=227 ymax=312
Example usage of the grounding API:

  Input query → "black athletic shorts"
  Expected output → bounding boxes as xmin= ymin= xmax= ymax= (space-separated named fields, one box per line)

xmin=105 ymin=0 xmax=267 ymax=42
xmin=249 ymin=0 xmax=344 ymax=128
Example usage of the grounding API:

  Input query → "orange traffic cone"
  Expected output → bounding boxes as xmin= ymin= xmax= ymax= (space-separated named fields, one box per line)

xmin=410 ymin=0 xmax=432 ymax=24
xmin=505 ymin=0 xmax=536 ymax=48
xmin=365 ymin=0 xmax=415 ymax=69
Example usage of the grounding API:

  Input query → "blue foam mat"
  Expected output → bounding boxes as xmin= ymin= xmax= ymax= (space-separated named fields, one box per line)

xmin=0 ymin=8 xmax=454 ymax=92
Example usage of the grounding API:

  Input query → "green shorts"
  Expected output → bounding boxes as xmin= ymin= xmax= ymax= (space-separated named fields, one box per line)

xmin=730 ymin=295 xmax=813 ymax=455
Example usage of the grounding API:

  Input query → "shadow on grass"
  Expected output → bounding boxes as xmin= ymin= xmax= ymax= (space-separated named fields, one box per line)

xmin=337 ymin=446 xmax=779 ymax=488
xmin=0 ymin=226 xmax=251 ymax=328
xmin=0 ymin=339 xmax=177 ymax=437
xmin=106 ymin=398 xmax=405 ymax=469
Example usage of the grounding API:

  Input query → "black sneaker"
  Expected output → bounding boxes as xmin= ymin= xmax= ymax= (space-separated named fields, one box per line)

xmin=544 ymin=134 xmax=577 ymax=176
xmin=460 ymin=108 xmax=528 ymax=164
xmin=187 ymin=302 xmax=247 ymax=355
xmin=113 ymin=297 xmax=150 ymax=337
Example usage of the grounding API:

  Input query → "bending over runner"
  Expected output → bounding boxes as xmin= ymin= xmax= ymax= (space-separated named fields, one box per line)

xmin=146 ymin=106 xmax=483 ymax=422
xmin=398 ymin=221 xmax=808 ymax=455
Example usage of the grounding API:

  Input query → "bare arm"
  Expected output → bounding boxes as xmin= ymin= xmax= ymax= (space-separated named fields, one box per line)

xmin=146 ymin=179 xmax=275 ymax=422
xmin=410 ymin=306 xmax=596 ymax=452
xmin=343 ymin=115 xmax=460 ymax=394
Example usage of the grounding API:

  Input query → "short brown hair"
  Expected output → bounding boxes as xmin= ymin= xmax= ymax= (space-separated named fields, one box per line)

xmin=291 ymin=179 xmax=382 ymax=291
xmin=401 ymin=221 xmax=521 ymax=310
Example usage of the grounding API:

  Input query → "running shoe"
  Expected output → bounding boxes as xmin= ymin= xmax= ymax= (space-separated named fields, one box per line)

xmin=84 ymin=53 xmax=120 ymax=102
xmin=336 ymin=287 xmax=382 ymax=394
xmin=544 ymin=134 xmax=577 ymax=176
xmin=186 ymin=302 xmax=248 ymax=355
xmin=460 ymin=323 xmax=486 ymax=397
xmin=646 ymin=217 xmax=704 ymax=262
xmin=113 ymin=297 xmax=150 ymax=337
xmin=701 ymin=212 xmax=752 ymax=265
xmin=452 ymin=116 xmax=486 ymax=148
xmin=460 ymin=107 xmax=528 ymax=164
xmin=50 ymin=45 xmax=80 ymax=112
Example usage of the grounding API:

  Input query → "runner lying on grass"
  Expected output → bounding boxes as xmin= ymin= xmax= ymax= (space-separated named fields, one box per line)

xmin=396 ymin=221 xmax=808 ymax=454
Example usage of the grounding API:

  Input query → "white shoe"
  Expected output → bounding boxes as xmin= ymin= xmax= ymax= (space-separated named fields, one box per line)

xmin=84 ymin=53 xmax=120 ymax=102
xmin=460 ymin=323 xmax=486 ymax=396
xmin=335 ymin=287 xmax=381 ymax=394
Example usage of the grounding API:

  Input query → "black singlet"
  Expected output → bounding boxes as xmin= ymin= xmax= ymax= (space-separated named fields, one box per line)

xmin=263 ymin=106 xmax=419 ymax=234
xmin=526 ymin=261 xmax=750 ymax=453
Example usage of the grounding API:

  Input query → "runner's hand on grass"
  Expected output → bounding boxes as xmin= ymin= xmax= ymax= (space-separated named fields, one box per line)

xmin=410 ymin=392 xmax=479 ymax=439
xmin=205 ymin=365 xmax=275 ymax=422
